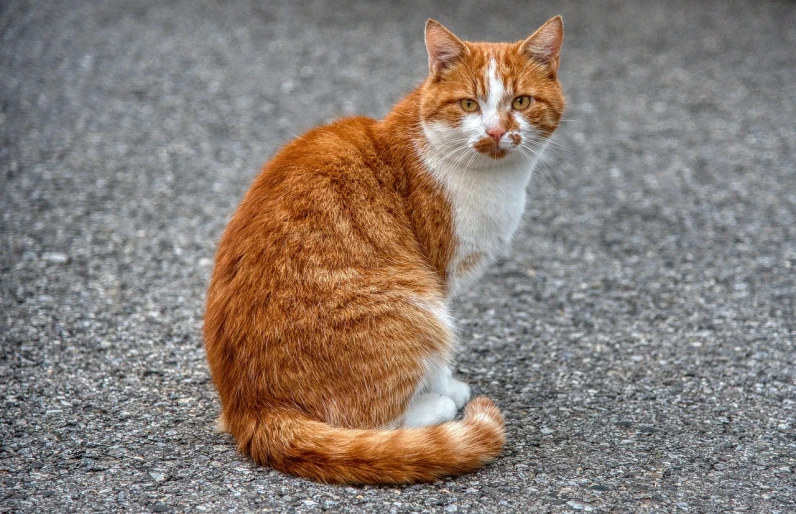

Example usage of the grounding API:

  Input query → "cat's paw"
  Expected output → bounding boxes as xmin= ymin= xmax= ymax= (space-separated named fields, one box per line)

xmin=215 ymin=414 xmax=230 ymax=433
xmin=445 ymin=378 xmax=471 ymax=410
xmin=403 ymin=394 xmax=457 ymax=427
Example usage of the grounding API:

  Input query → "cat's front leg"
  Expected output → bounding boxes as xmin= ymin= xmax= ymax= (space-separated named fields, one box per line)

xmin=403 ymin=393 xmax=458 ymax=427
xmin=445 ymin=375 xmax=472 ymax=410
xmin=426 ymin=363 xmax=471 ymax=410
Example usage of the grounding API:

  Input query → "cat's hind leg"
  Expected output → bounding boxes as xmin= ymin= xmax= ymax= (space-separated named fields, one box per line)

xmin=216 ymin=413 xmax=230 ymax=433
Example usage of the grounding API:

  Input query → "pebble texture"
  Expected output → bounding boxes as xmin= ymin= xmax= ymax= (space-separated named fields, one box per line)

xmin=1 ymin=0 xmax=795 ymax=512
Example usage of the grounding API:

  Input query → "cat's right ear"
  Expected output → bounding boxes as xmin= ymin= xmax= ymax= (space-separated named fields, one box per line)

xmin=425 ymin=20 xmax=469 ymax=79
xmin=520 ymin=16 xmax=564 ymax=75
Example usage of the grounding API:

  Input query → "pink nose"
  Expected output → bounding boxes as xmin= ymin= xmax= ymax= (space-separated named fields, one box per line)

xmin=487 ymin=127 xmax=506 ymax=143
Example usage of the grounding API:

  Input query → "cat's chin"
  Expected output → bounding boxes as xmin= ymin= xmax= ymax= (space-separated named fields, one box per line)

xmin=469 ymin=147 xmax=525 ymax=168
xmin=472 ymin=137 xmax=515 ymax=160
xmin=475 ymin=147 xmax=510 ymax=159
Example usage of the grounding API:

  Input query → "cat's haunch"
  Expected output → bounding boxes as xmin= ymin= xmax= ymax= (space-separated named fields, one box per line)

xmin=204 ymin=16 xmax=565 ymax=484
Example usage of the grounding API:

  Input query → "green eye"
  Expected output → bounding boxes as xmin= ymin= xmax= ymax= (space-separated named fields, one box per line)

xmin=459 ymin=99 xmax=479 ymax=112
xmin=512 ymin=96 xmax=533 ymax=110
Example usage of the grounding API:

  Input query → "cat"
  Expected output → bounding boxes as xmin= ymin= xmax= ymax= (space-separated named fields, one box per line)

xmin=204 ymin=16 xmax=565 ymax=484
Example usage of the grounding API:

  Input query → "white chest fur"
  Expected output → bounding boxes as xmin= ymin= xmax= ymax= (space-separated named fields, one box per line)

xmin=419 ymin=55 xmax=549 ymax=298
xmin=421 ymin=149 xmax=536 ymax=298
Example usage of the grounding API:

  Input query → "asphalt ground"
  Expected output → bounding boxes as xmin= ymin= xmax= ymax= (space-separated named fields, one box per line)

xmin=1 ymin=0 xmax=794 ymax=512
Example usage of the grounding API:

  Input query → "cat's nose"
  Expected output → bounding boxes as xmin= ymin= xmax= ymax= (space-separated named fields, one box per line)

xmin=486 ymin=127 xmax=506 ymax=143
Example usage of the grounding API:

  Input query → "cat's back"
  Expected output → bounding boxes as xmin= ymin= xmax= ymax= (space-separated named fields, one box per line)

xmin=249 ymin=116 xmax=383 ymax=200
xmin=212 ymin=115 xmax=418 ymax=286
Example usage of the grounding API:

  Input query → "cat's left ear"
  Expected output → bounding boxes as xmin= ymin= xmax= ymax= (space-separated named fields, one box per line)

xmin=520 ymin=16 xmax=564 ymax=74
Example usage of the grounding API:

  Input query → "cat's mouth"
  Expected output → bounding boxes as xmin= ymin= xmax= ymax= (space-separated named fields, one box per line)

xmin=473 ymin=138 xmax=511 ymax=159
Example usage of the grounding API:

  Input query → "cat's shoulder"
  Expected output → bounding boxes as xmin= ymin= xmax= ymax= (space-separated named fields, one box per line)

xmin=251 ymin=116 xmax=385 ymax=197
xmin=278 ymin=116 xmax=380 ymax=163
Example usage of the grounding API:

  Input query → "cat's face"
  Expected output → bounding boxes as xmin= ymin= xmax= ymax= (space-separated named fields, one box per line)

xmin=420 ymin=18 xmax=565 ymax=168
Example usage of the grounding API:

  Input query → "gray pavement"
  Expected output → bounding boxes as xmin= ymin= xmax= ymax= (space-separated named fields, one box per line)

xmin=1 ymin=0 xmax=795 ymax=512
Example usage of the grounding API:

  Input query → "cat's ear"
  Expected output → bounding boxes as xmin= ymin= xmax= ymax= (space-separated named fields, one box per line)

xmin=520 ymin=16 xmax=564 ymax=73
xmin=425 ymin=20 xmax=469 ymax=78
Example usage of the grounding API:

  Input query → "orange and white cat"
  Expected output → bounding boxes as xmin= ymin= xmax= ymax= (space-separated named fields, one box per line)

xmin=204 ymin=17 xmax=565 ymax=484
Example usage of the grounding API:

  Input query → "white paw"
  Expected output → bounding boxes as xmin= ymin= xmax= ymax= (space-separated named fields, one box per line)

xmin=403 ymin=394 xmax=457 ymax=427
xmin=444 ymin=378 xmax=471 ymax=410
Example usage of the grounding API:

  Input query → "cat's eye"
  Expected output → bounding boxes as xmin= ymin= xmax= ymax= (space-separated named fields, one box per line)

xmin=512 ymin=96 xmax=533 ymax=110
xmin=459 ymin=99 xmax=479 ymax=112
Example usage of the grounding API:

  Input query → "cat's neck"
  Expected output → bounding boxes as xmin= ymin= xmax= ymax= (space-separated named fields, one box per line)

xmin=377 ymin=87 xmax=426 ymax=160
xmin=375 ymin=84 xmax=540 ymax=292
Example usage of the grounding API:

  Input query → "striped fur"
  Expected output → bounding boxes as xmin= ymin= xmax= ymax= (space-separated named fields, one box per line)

xmin=204 ymin=17 xmax=564 ymax=484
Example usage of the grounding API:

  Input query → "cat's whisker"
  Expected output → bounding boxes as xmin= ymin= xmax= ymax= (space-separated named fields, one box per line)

xmin=525 ymin=146 xmax=564 ymax=167
xmin=530 ymin=137 xmax=572 ymax=151
xmin=521 ymin=135 xmax=568 ymax=160
xmin=430 ymin=140 xmax=476 ymax=171
xmin=449 ymin=144 xmax=477 ymax=169
xmin=526 ymin=136 xmax=574 ymax=154
xmin=207 ymin=15 xmax=567 ymax=486
xmin=517 ymin=146 xmax=557 ymax=190
xmin=536 ymin=157 xmax=560 ymax=190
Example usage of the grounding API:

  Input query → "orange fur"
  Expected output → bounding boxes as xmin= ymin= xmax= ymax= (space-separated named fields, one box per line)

xmin=204 ymin=17 xmax=565 ymax=484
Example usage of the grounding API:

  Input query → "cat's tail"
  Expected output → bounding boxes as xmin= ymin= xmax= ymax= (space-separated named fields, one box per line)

xmin=229 ymin=396 xmax=505 ymax=484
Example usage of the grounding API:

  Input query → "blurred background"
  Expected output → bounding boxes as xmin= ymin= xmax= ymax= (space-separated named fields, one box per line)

xmin=1 ymin=0 xmax=794 ymax=512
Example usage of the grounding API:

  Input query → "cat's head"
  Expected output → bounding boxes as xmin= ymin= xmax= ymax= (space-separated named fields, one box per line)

xmin=420 ymin=17 xmax=565 ymax=168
